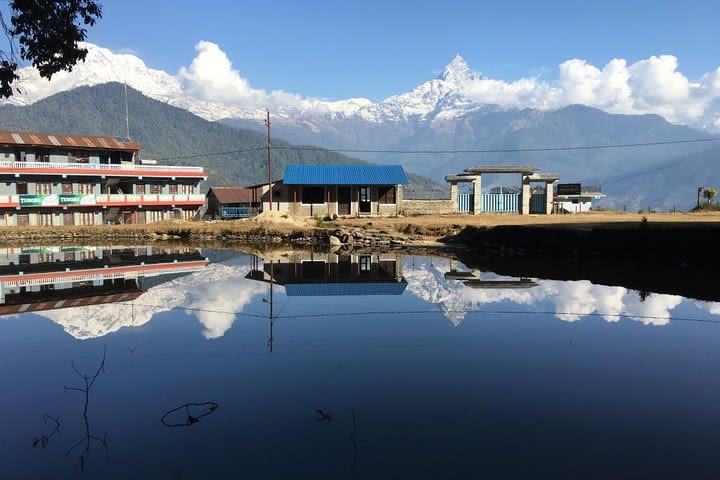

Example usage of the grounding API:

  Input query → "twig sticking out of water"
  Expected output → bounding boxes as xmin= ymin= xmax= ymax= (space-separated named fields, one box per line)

xmin=64 ymin=346 xmax=109 ymax=471
xmin=316 ymin=409 xmax=332 ymax=422
xmin=32 ymin=415 xmax=60 ymax=448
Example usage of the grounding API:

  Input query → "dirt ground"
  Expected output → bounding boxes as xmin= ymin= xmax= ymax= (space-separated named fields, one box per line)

xmin=330 ymin=211 xmax=720 ymax=236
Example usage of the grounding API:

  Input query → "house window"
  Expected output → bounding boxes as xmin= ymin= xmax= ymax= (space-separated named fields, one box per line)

xmin=35 ymin=183 xmax=52 ymax=194
xmin=78 ymin=212 xmax=95 ymax=225
xmin=301 ymin=186 xmax=325 ymax=204
xmin=74 ymin=151 xmax=90 ymax=163
xmin=35 ymin=151 xmax=50 ymax=162
xmin=37 ymin=252 xmax=54 ymax=262
xmin=62 ymin=182 xmax=73 ymax=194
xmin=359 ymin=255 xmax=371 ymax=273
xmin=378 ymin=186 xmax=396 ymax=204
xmin=149 ymin=184 xmax=162 ymax=194
xmin=16 ymin=214 xmax=29 ymax=226
xmin=16 ymin=182 xmax=28 ymax=194
xmin=136 ymin=183 xmax=146 ymax=194
xmin=168 ymin=184 xmax=178 ymax=194
xmin=38 ymin=213 xmax=53 ymax=226
xmin=78 ymin=183 xmax=94 ymax=194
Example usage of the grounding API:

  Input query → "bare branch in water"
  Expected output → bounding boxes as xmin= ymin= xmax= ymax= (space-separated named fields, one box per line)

xmin=161 ymin=402 xmax=219 ymax=427
xmin=64 ymin=346 xmax=109 ymax=471
xmin=32 ymin=415 xmax=60 ymax=448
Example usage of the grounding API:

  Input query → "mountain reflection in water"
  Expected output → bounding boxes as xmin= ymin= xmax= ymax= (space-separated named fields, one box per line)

xmin=1 ymin=246 xmax=719 ymax=339
xmin=3 ymin=246 xmax=720 ymax=477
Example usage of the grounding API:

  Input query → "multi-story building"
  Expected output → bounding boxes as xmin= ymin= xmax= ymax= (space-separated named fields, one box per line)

xmin=0 ymin=131 xmax=207 ymax=226
xmin=0 ymin=245 xmax=208 ymax=315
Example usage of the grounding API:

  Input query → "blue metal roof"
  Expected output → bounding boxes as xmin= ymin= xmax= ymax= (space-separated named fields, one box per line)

xmin=284 ymin=282 xmax=407 ymax=297
xmin=283 ymin=165 xmax=408 ymax=185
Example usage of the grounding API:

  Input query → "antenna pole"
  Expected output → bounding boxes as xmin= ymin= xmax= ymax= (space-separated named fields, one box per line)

xmin=266 ymin=109 xmax=273 ymax=210
xmin=124 ymin=83 xmax=130 ymax=139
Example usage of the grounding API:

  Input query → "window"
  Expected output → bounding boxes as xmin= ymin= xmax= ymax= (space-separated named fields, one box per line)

xmin=302 ymin=186 xmax=325 ymax=204
xmin=16 ymin=214 xmax=29 ymax=226
xmin=359 ymin=187 xmax=371 ymax=203
xmin=38 ymin=213 xmax=53 ymax=227
xmin=37 ymin=252 xmax=54 ymax=262
xmin=359 ymin=256 xmax=371 ymax=273
xmin=378 ymin=186 xmax=396 ymax=204
xmin=64 ymin=251 xmax=76 ymax=262
xmin=62 ymin=183 xmax=73 ymax=194
xmin=78 ymin=183 xmax=94 ymax=194
xmin=135 ymin=183 xmax=146 ymax=194
xmin=78 ymin=212 xmax=95 ymax=225
xmin=74 ymin=151 xmax=90 ymax=163
xmin=35 ymin=151 xmax=50 ymax=162
xmin=16 ymin=182 xmax=28 ymax=195
xmin=149 ymin=184 xmax=162 ymax=194
xmin=180 ymin=184 xmax=194 ymax=195
xmin=35 ymin=183 xmax=52 ymax=194
xmin=168 ymin=184 xmax=178 ymax=194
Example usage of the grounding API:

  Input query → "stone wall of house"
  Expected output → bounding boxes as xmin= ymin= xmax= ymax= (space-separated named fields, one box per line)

xmin=401 ymin=199 xmax=455 ymax=215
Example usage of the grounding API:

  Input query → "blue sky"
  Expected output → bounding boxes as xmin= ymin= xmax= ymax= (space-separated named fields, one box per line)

xmin=86 ymin=0 xmax=719 ymax=101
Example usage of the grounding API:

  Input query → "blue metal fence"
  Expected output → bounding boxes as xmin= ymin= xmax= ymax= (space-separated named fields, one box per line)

xmin=220 ymin=206 xmax=258 ymax=219
xmin=481 ymin=193 xmax=520 ymax=213
xmin=457 ymin=193 xmax=473 ymax=213
xmin=530 ymin=193 xmax=547 ymax=213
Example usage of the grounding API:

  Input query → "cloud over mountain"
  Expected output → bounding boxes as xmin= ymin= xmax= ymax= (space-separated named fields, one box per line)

xmin=4 ymin=41 xmax=720 ymax=129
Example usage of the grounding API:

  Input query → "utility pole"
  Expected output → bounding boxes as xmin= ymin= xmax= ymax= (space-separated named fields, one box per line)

xmin=266 ymin=109 xmax=273 ymax=210
xmin=698 ymin=186 xmax=703 ymax=208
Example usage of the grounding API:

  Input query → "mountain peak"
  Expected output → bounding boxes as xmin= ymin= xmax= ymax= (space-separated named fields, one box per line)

xmin=438 ymin=54 xmax=481 ymax=83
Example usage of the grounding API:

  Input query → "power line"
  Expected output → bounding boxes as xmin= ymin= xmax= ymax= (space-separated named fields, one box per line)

xmin=271 ymin=137 xmax=720 ymax=155
xmin=582 ymin=144 xmax=720 ymax=186
xmin=147 ymin=137 xmax=720 ymax=163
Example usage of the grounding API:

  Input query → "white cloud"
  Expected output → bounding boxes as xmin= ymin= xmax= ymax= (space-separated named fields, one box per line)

xmin=4 ymin=41 xmax=720 ymax=127
xmin=461 ymin=55 xmax=720 ymax=124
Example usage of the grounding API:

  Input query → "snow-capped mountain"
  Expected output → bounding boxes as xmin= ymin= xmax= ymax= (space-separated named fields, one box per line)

xmin=5 ymin=42 xmax=720 ymax=209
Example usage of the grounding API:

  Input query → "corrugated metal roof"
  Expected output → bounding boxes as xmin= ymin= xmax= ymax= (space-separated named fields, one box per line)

xmin=284 ymin=282 xmax=407 ymax=296
xmin=207 ymin=187 xmax=256 ymax=204
xmin=283 ymin=165 xmax=408 ymax=185
xmin=0 ymin=131 xmax=140 ymax=151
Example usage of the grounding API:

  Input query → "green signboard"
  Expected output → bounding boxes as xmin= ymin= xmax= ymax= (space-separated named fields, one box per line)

xmin=59 ymin=194 xmax=96 ymax=206
xmin=18 ymin=194 xmax=59 ymax=207
xmin=17 ymin=194 xmax=97 ymax=207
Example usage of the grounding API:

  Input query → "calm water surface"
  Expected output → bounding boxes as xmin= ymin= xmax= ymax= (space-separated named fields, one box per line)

xmin=1 ymin=246 xmax=720 ymax=478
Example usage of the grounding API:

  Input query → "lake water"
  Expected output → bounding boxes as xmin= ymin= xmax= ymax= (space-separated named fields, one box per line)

xmin=2 ymin=245 xmax=720 ymax=478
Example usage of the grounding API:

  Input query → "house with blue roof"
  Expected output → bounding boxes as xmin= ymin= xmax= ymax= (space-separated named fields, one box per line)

xmin=263 ymin=164 xmax=408 ymax=216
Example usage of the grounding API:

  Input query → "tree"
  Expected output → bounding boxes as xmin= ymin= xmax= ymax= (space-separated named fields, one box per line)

xmin=0 ymin=0 xmax=102 ymax=98
xmin=703 ymin=187 xmax=718 ymax=204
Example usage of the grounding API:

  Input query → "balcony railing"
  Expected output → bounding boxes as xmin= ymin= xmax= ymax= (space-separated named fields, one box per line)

xmin=0 ymin=161 xmax=205 ymax=177
xmin=0 ymin=193 xmax=206 ymax=208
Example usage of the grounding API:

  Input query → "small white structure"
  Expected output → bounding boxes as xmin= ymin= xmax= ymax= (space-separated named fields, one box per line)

xmin=554 ymin=184 xmax=606 ymax=213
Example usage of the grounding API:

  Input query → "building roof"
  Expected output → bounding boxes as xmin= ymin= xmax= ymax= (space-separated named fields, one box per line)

xmin=0 ymin=131 xmax=140 ymax=151
xmin=283 ymin=282 xmax=408 ymax=296
xmin=207 ymin=187 xmax=256 ymax=204
xmin=464 ymin=165 xmax=538 ymax=174
xmin=283 ymin=164 xmax=408 ymax=185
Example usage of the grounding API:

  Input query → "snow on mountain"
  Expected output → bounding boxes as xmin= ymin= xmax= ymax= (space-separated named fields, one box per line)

xmin=38 ymin=261 xmax=266 ymax=340
xmin=401 ymin=257 xmax=693 ymax=327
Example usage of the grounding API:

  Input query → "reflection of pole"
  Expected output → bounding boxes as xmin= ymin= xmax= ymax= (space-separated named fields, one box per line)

xmin=268 ymin=260 xmax=274 ymax=355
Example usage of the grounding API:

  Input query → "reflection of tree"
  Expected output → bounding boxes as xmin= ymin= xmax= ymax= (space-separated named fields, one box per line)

xmin=32 ymin=415 xmax=60 ymax=448
xmin=348 ymin=409 xmax=363 ymax=475
xmin=161 ymin=402 xmax=219 ymax=427
xmin=64 ymin=346 xmax=108 ymax=471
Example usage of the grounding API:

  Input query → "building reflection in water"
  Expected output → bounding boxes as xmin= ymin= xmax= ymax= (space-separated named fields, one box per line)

xmin=444 ymin=259 xmax=538 ymax=289
xmin=245 ymin=251 xmax=407 ymax=297
xmin=0 ymin=245 xmax=207 ymax=316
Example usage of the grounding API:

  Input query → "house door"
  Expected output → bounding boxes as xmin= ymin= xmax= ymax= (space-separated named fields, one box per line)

xmin=359 ymin=186 xmax=371 ymax=213
xmin=338 ymin=187 xmax=351 ymax=215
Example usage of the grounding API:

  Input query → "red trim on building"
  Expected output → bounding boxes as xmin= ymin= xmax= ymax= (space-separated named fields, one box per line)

xmin=0 ymin=166 xmax=205 ymax=178
xmin=0 ymin=260 xmax=208 ymax=283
